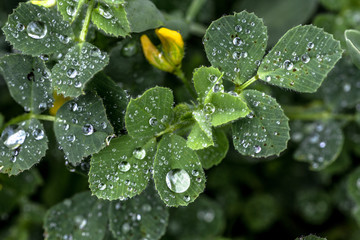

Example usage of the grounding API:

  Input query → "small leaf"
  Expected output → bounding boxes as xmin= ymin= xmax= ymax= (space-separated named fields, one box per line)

xmin=187 ymin=110 xmax=213 ymax=150
xmin=153 ymin=134 xmax=205 ymax=207
xmin=108 ymin=185 xmax=169 ymax=240
xmin=192 ymin=66 xmax=223 ymax=104
xmin=57 ymin=0 xmax=85 ymax=22
xmin=2 ymin=3 xmax=73 ymax=56
xmin=0 ymin=119 xmax=48 ymax=176
xmin=232 ymin=90 xmax=290 ymax=158
xmin=89 ymin=135 xmax=156 ymax=200
xmin=204 ymin=11 xmax=268 ymax=84
xmin=196 ymin=129 xmax=229 ymax=169
xmin=52 ymin=42 xmax=109 ymax=98
xmin=125 ymin=0 xmax=165 ymax=32
xmin=44 ymin=191 xmax=108 ymax=240
xmin=0 ymin=54 xmax=53 ymax=113
xmin=294 ymin=121 xmax=344 ymax=171
xmin=125 ymin=87 xmax=173 ymax=138
xmin=54 ymin=93 xmax=113 ymax=165
xmin=258 ymin=25 xmax=343 ymax=93
xmin=347 ymin=166 xmax=360 ymax=205
xmin=345 ymin=29 xmax=360 ymax=69
xmin=91 ymin=2 xmax=131 ymax=37
xmin=86 ymin=73 xmax=128 ymax=135
xmin=319 ymin=58 xmax=360 ymax=110
xmin=206 ymin=92 xmax=250 ymax=127
xmin=295 ymin=235 xmax=327 ymax=240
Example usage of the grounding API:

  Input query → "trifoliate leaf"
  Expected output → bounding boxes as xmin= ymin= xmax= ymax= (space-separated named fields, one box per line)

xmin=192 ymin=66 xmax=223 ymax=104
xmin=54 ymin=93 xmax=113 ymax=165
xmin=258 ymin=25 xmax=342 ymax=93
xmin=89 ymin=135 xmax=156 ymax=200
xmin=153 ymin=134 xmax=205 ymax=207
xmin=232 ymin=90 xmax=290 ymax=158
xmin=204 ymin=11 xmax=268 ymax=84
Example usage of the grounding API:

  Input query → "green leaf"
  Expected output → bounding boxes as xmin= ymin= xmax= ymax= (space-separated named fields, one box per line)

xmin=187 ymin=110 xmax=213 ymax=150
xmin=203 ymin=11 xmax=268 ymax=84
xmin=52 ymin=42 xmax=109 ymax=98
xmin=0 ymin=54 xmax=53 ymax=113
xmin=86 ymin=73 xmax=128 ymax=135
xmin=206 ymin=92 xmax=250 ymax=127
xmin=167 ymin=196 xmax=225 ymax=239
xmin=345 ymin=29 xmax=360 ymax=69
xmin=153 ymin=134 xmax=205 ymax=207
xmin=2 ymin=3 xmax=73 ymax=56
xmin=89 ymin=135 xmax=156 ymax=200
xmin=57 ymin=0 xmax=85 ymax=22
xmin=196 ymin=129 xmax=229 ymax=169
xmin=100 ymin=0 xmax=125 ymax=5
xmin=91 ymin=2 xmax=131 ymax=37
xmin=258 ymin=25 xmax=343 ymax=93
xmin=294 ymin=121 xmax=344 ymax=171
xmin=232 ymin=90 xmax=290 ymax=158
xmin=125 ymin=87 xmax=174 ymax=139
xmin=347 ymin=166 xmax=360 ymax=206
xmin=125 ymin=0 xmax=165 ymax=32
xmin=0 ymin=169 xmax=42 ymax=215
xmin=54 ymin=93 xmax=113 ymax=165
xmin=295 ymin=235 xmax=327 ymax=240
xmin=44 ymin=191 xmax=109 ymax=240
xmin=192 ymin=66 xmax=223 ymax=104
xmin=0 ymin=119 xmax=48 ymax=176
xmin=319 ymin=58 xmax=360 ymax=110
xmin=108 ymin=185 xmax=169 ymax=240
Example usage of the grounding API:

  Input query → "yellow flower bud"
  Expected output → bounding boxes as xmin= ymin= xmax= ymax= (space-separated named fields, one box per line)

xmin=155 ymin=28 xmax=184 ymax=67
xmin=49 ymin=91 xmax=71 ymax=116
xmin=140 ymin=27 xmax=184 ymax=73
xmin=30 ymin=0 xmax=56 ymax=8
xmin=140 ymin=34 xmax=175 ymax=73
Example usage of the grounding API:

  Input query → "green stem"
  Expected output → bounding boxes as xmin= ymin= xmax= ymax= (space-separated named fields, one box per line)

xmin=189 ymin=22 xmax=207 ymax=37
xmin=79 ymin=0 xmax=95 ymax=42
xmin=174 ymin=68 xmax=197 ymax=99
xmin=155 ymin=119 xmax=195 ymax=138
xmin=283 ymin=106 xmax=356 ymax=121
xmin=1 ymin=113 xmax=56 ymax=133
xmin=235 ymin=75 xmax=259 ymax=93
xmin=185 ymin=0 xmax=207 ymax=22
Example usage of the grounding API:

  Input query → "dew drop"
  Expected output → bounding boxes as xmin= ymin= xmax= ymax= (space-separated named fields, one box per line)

xmin=307 ymin=42 xmax=315 ymax=49
xmin=149 ymin=117 xmax=158 ymax=126
xmin=32 ymin=128 xmax=44 ymax=140
xmin=203 ymin=103 xmax=215 ymax=114
xmin=16 ymin=23 xmax=25 ymax=32
xmin=66 ymin=6 xmax=76 ymax=16
xmin=213 ymin=83 xmax=224 ymax=93
xmin=66 ymin=68 xmax=78 ymax=79
xmin=132 ymin=147 xmax=146 ymax=160
xmin=343 ymin=83 xmax=351 ymax=92
xmin=209 ymin=75 xmax=218 ymax=82
xmin=184 ymin=195 xmax=191 ymax=202
xmin=118 ymin=161 xmax=131 ymax=172
xmin=166 ymin=169 xmax=191 ymax=193
xmin=99 ymin=6 xmax=113 ymax=19
xmin=1 ymin=126 xmax=26 ymax=150
xmin=66 ymin=135 xmax=75 ymax=142
xmin=283 ymin=60 xmax=294 ymax=70
xmin=232 ymin=37 xmax=243 ymax=46
xmin=26 ymin=21 xmax=47 ymax=39
xmin=319 ymin=141 xmax=326 ymax=148
xmin=254 ymin=145 xmax=261 ymax=154
xmin=235 ymin=25 xmax=242 ymax=32
xmin=232 ymin=51 xmax=241 ymax=60
xmin=98 ymin=183 xmax=106 ymax=190
xmin=82 ymin=124 xmax=94 ymax=136
xmin=121 ymin=41 xmax=138 ymax=57
xmin=265 ymin=75 xmax=271 ymax=82
xmin=301 ymin=54 xmax=310 ymax=63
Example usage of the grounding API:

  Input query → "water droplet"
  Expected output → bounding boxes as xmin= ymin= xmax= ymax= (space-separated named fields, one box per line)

xmin=254 ymin=145 xmax=261 ymax=154
xmin=265 ymin=75 xmax=271 ymax=82
xmin=121 ymin=41 xmax=138 ymax=57
xmin=209 ymin=75 xmax=218 ymax=82
xmin=319 ymin=141 xmax=326 ymax=148
xmin=204 ymin=103 xmax=215 ymax=114
xmin=283 ymin=60 xmax=293 ymax=70
xmin=1 ymin=126 xmax=26 ymax=150
xmin=343 ymin=83 xmax=351 ymax=92
xmin=301 ymin=54 xmax=310 ymax=63
xmin=32 ymin=128 xmax=44 ymax=140
xmin=98 ymin=183 xmax=106 ymax=190
xmin=213 ymin=83 xmax=224 ymax=93
xmin=16 ymin=23 xmax=25 ymax=32
xmin=133 ymin=147 xmax=146 ymax=160
xmin=235 ymin=25 xmax=242 ymax=32
xmin=82 ymin=124 xmax=94 ymax=136
xmin=307 ymin=42 xmax=315 ymax=49
xmin=356 ymin=178 xmax=360 ymax=190
xmin=66 ymin=135 xmax=76 ymax=142
xmin=74 ymin=81 xmax=82 ymax=88
xmin=166 ymin=169 xmax=191 ymax=193
xmin=118 ymin=161 xmax=131 ymax=172
xmin=184 ymin=195 xmax=191 ymax=202
xmin=232 ymin=51 xmax=241 ymax=60
xmin=66 ymin=68 xmax=78 ymax=79
xmin=26 ymin=21 xmax=47 ymax=39
xmin=99 ymin=5 xmax=113 ymax=19
xmin=149 ymin=117 xmax=158 ymax=126
xmin=142 ymin=204 xmax=152 ymax=212
xmin=66 ymin=6 xmax=76 ymax=16
xmin=192 ymin=170 xmax=199 ymax=176
xmin=232 ymin=37 xmax=243 ymax=46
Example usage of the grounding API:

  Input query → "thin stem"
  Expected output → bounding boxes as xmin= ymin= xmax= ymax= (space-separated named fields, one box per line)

xmin=155 ymin=119 xmax=194 ymax=138
xmin=283 ymin=106 xmax=356 ymax=121
xmin=79 ymin=0 xmax=95 ymax=43
xmin=174 ymin=68 xmax=197 ymax=99
xmin=0 ymin=113 xmax=56 ymax=133
xmin=185 ymin=0 xmax=207 ymax=22
xmin=235 ymin=75 xmax=259 ymax=93
xmin=189 ymin=22 xmax=207 ymax=37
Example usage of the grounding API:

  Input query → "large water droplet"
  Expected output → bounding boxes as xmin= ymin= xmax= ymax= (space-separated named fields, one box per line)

xmin=66 ymin=135 xmax=76 ymax=142
xmin=82 ymin=124 xmax=94 ymax=136
xmin=98 ymin=183 xmax=106 ymax=190
xmin=235 ymin=25 xmax=242 ymax=32
xmin=232 ymin=37 xmax=243 ymax=46
xmin=254 ymin=145 xmax=261 ymax=154
xmin=166 ymin=169 xmax=191 ymax=193
xmin=32 ymin=128 xmax=44 ymax=140
xmin=1 ymin=125 xmax=26 ymax=150
xmin=301 ymin=54 xmax=310 ymax=63
xmin=26 ymin=21 xmax=47 ymax=39
xmin=66 ymin=6 xmax=76 ymax=16
xmin=204 ymin=103 xmax=215 ymax=114
xmin=66 ymin=68 xmax=78 ymax=79
xmin=283 ymin=60 xmax=294 ymax=70
xmin=149 ymin=117 xmax=158 ymax=126
xmin=118 ymin=161 xmax=131 ymax=172
xmin=99 ymin=6 xmax=113 ymax=19
xmin=133 ymin=147 xmax=146 ymax=160
xmin=307 ymin=42 xmax=315 ymax=49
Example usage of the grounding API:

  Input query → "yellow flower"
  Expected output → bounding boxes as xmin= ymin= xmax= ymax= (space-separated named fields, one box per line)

xmin=49 ymin=91 xmax=71 ymax=116
xmin=140 ymin=27 xmax=184 ymax=73
xmin=30 ymin=0 xmax=56 ymax=8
